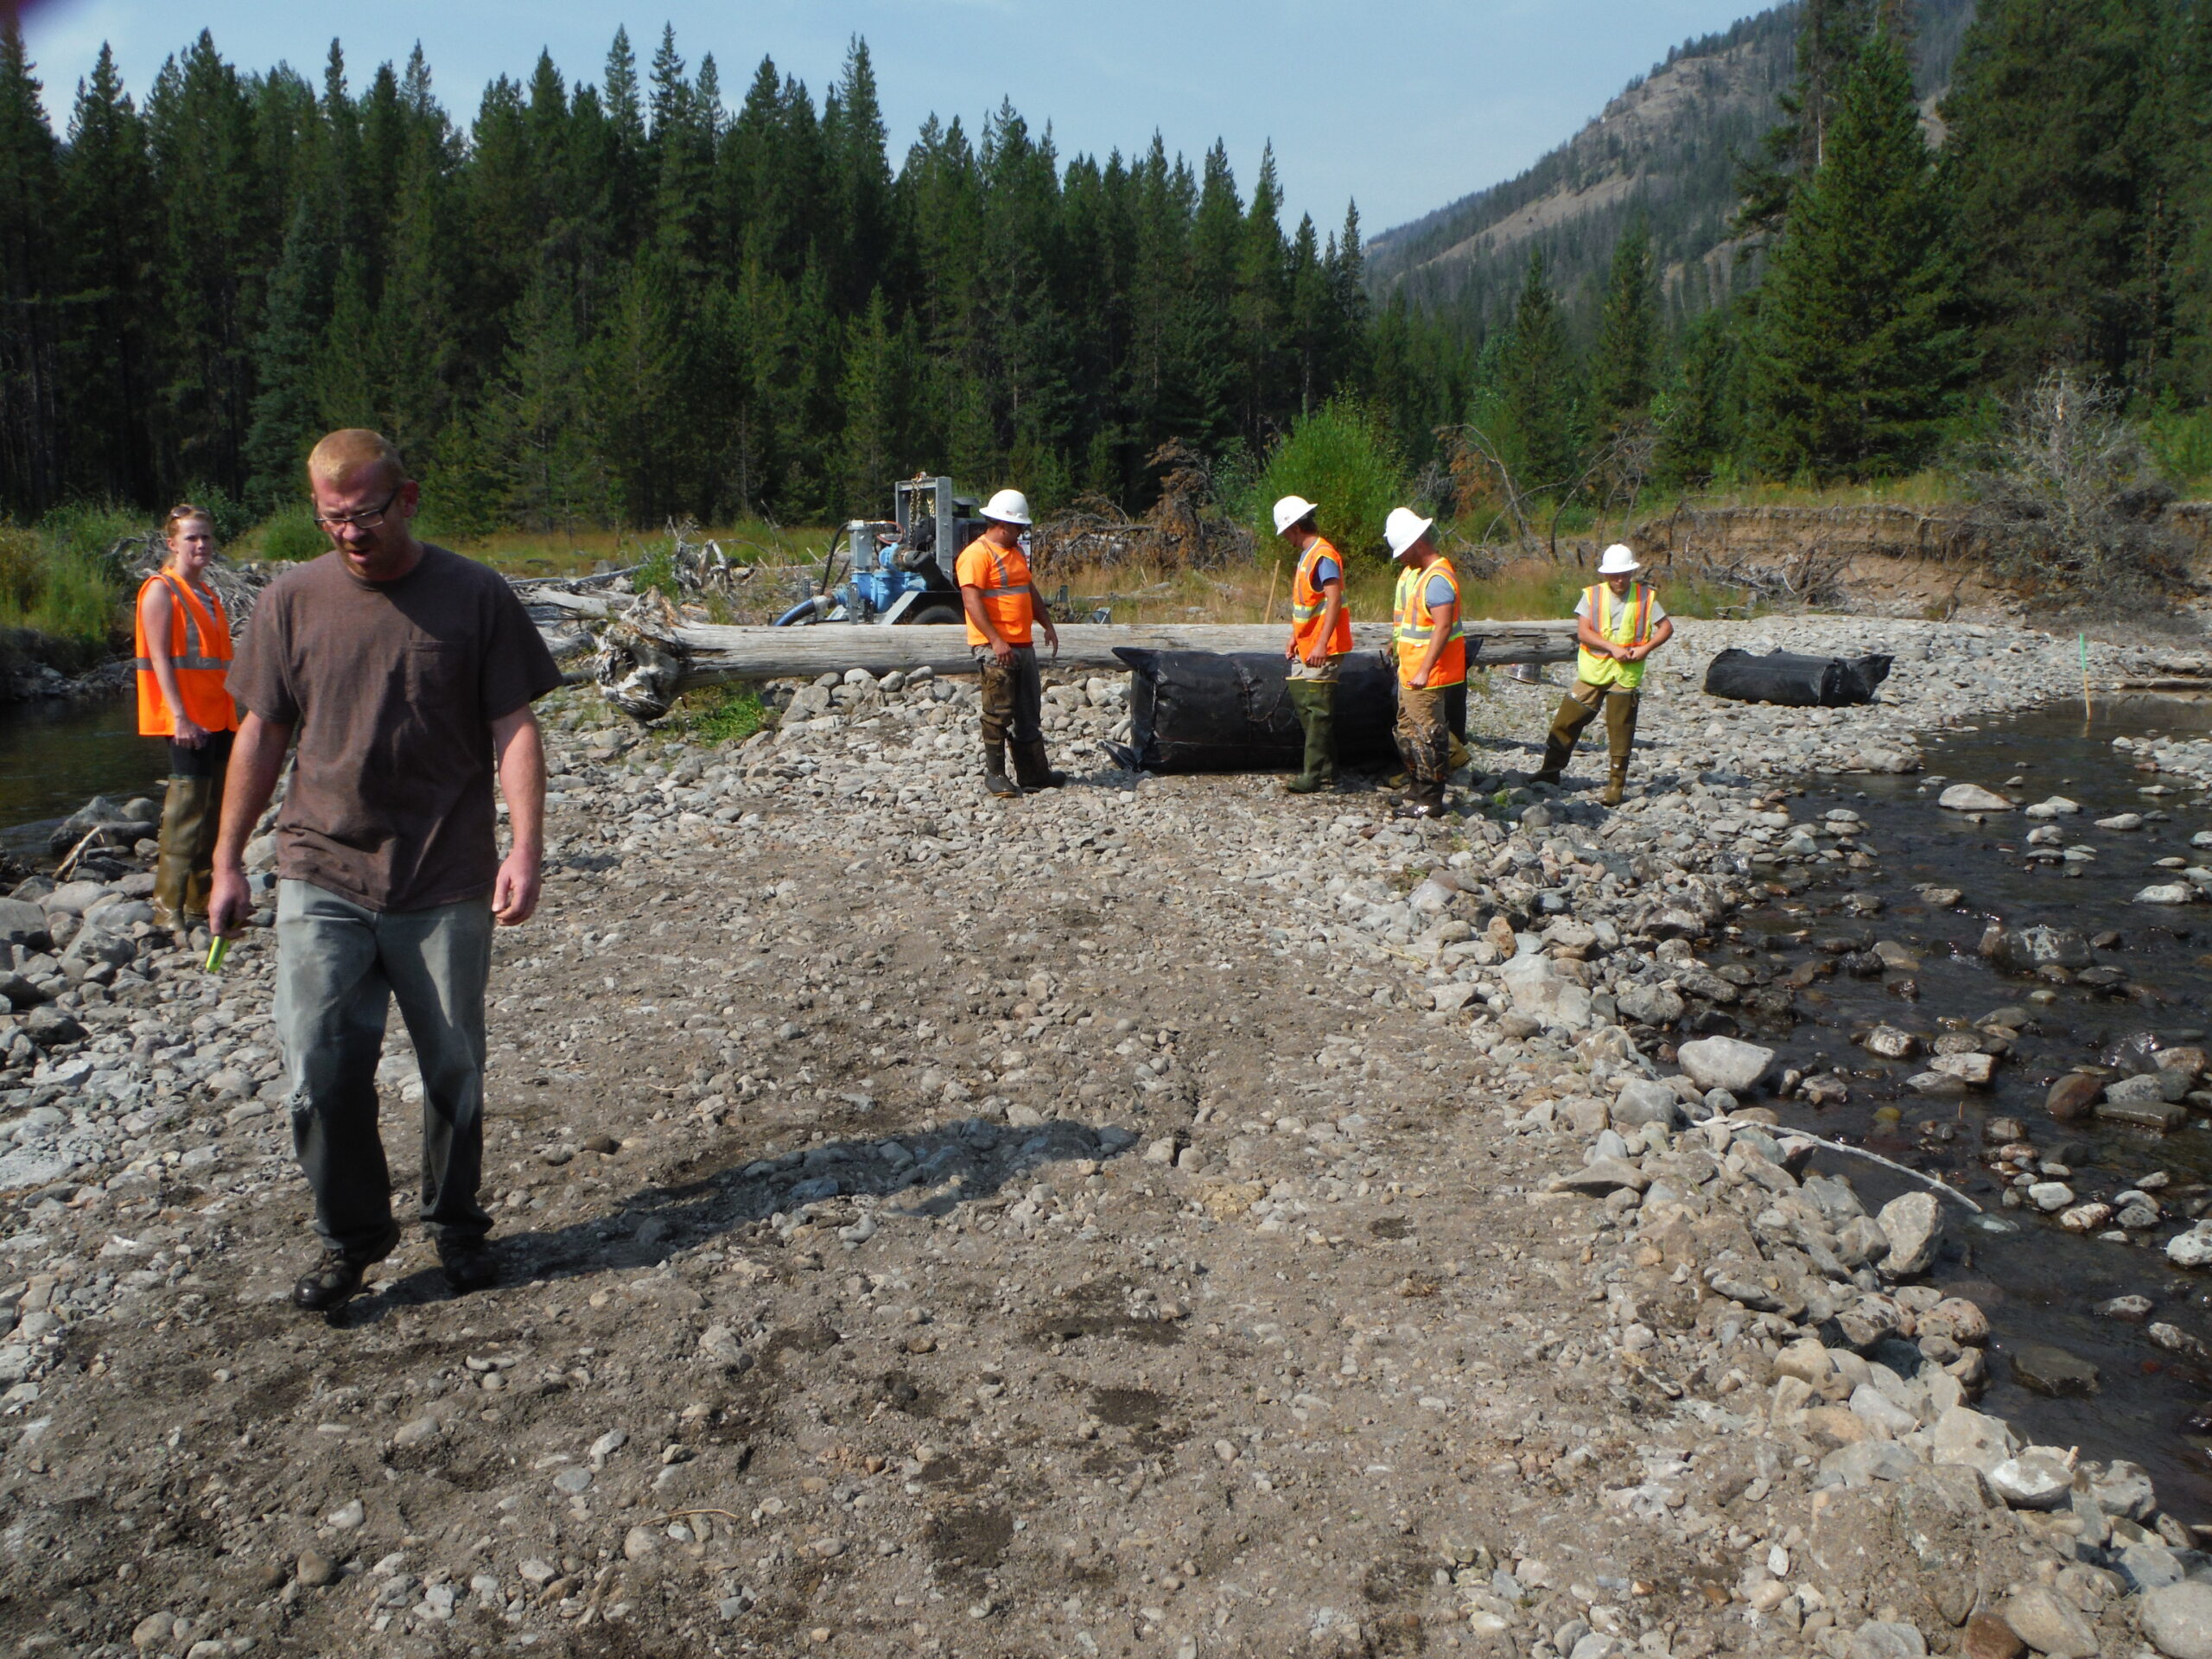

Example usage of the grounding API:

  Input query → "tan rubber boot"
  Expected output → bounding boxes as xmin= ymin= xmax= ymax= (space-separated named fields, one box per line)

xmin=152 ymin=778 xmax=212 ymax=928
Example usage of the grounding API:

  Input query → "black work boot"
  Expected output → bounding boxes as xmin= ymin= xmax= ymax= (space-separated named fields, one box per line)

xmin=292 ymin=1221 xmax=402 ymax=1312
xmin=982 ymin=741 xmax=1020 ymax=798
xmin=1012 ymin=741 xmax=1067 ymax=790
xmin=437 ymin=1236 xmax=498 ymax=1294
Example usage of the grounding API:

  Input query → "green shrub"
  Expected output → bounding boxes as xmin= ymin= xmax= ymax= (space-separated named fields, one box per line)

xmin=2144 ymin=404 xmax=2212 ymax=492
xmin=0 ymin=527 xmax=41 ymax=613
xmin=635 ymin=540 xmax=680 ymax=599
xmin=1238 ymin=400 xmax=1412 ymax=566
xmin=36 ymin=500 xmax=143 ymax=567
xmin=671 ymin=684 xmax=766 ymax=745
xmin=254 ymin=505 xmax=330 ymax=563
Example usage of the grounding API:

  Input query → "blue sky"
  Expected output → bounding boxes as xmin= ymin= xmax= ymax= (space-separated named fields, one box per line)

xmin=21 ymin=0 xmax=1762 ymax=232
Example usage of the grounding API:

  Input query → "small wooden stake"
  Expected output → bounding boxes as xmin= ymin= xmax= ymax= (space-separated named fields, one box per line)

xmin=1263 ymin=559 xmax=1281 ymax=626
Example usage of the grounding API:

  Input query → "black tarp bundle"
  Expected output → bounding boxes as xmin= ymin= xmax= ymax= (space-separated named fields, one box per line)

xmin=1701 ymin=647 xmax=1893 ymax=708
xmin=1106 ymin=647 xmax=1414 ymax=772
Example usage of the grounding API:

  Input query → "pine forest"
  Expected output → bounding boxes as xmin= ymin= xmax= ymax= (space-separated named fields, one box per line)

xmin=5 ymin=0 xmax=2212 ymax=563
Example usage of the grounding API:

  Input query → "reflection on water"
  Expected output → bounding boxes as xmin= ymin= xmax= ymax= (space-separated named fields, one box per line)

xmin=0 ymin=695 xmax=166 ymax=858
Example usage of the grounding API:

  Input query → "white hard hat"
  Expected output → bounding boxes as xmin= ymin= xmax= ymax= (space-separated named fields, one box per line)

xmin=1384 ymin=507 xmax=1434 ymax=560
xmin=1597 ymin=543 xmax=1643 ymax=575
xmin=1272 ymin=495 xmax=1319 ymax=536
xmin=982 ymin=488 xmax=1033 ymax=526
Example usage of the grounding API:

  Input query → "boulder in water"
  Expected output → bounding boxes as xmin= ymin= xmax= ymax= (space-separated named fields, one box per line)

xmin=1939 ymin=784 xmax=2013 ymax=811
xmin=1980 ymin=924 xmax=2093 ymax=975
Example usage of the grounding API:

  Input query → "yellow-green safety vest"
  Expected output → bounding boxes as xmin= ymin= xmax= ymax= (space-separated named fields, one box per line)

xmin=1577 ymin=582 xmax=1656 ymax=690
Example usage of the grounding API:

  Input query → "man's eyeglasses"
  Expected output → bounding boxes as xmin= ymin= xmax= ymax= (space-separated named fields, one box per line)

xmin=313 ymin=486 xmax=402 ymax=531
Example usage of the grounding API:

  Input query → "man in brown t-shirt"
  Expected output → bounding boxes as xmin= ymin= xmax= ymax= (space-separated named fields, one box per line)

xmin=210 ymin=429 xmax=561 ymax=1311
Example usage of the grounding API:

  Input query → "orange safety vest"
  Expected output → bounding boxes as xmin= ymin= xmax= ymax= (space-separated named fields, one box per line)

xmin=134 ymin=571 xmax=237 ymax=737
xmin=1288 ymin=537 xmax=1353 ymax=659
xmin=956 ymin=536 xmax=1034 ymax=648
xmin=1393 ymin=556 xmax=1465 ymax=687
xmin=1576 ymin=582 xmax=1656 ymax=690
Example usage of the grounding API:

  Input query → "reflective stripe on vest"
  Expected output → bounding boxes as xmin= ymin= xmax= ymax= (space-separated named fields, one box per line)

xmin=1288 ymin=537 xmax=1352 ymax=658
xmin=959 ymin=537 xmax=1034 ymax=647
xmin=1576 ymin=582 xmax=1654 ymax=690
xmin=135 ymin=572 xmax=237 ymax=737
xmin=1394 ymin=557 xmax=1465 ymax=686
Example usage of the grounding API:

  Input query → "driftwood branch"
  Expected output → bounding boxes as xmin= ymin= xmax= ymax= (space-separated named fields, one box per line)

xmin=592 ymin=617 xmax=1582 ymax=722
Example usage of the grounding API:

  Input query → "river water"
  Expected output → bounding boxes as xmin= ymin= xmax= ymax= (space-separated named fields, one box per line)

xmin=1721 ymin=693 xmax=2212 ymax=1513
xmin=0 ymin=694 xmax=164 ymax=858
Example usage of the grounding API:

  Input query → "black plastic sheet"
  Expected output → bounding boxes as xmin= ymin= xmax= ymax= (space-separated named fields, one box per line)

xmin=1701 ymin=646 xmax=1893 ymax=708
xmin=1106 ymin=648 xmax=1410 ymax=773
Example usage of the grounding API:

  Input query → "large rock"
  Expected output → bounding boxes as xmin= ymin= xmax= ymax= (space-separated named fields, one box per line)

xmin=1676 ymin=1036 xmax=1775 ymax=1094
xmin=1615 ymin=982 xmax=1684 ymax=1027
xmin=2136 ymin=883 xmax=2199 ymax=906
xmin=2140 ymin=1580 xmax=2212 ymax=1659
xmin=2044 ymin=1073 xmax=2103 ymax=1122
xmin=1984 ymin=925 xmax=2093 ymax=975
xmin=2023 ymin=796 xmax=2082 ymax=818
xmin=1986 ymin=1452 xmax=2074 ymax=1510
xmin=1930 ymin=1405 xmax=2018 ymax=1477
xmin=1498 ymin=953 xmax=1592 ymax=1032
xmin=1847 ymin=1624 xmax=1929 ymax=1659
xmin=1940 ymin=784 xmax=2013 ymax=811
xmin=2008 ymin=1340 xmax=2098 ymax=1397
xmin=2171 ymin=1222 xmax=2212 ymax=1269
xmin=1995 ymin=1586 xmax=2095 ymax=1659
xmin=1611 ymin=1079 xmax=1680 ymax=1130
xmin=0 ymin=899 xmax=50 ymax=950
xmin=1876 ymin=1192 xmax=1946 ymax=1275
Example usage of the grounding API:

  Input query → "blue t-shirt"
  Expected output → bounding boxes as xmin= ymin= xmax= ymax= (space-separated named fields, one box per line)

xmin=1424 ymin=573 xmax=1454 ymax=607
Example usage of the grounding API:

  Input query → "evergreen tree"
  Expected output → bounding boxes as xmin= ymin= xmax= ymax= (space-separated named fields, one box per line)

xmin=480 ymin=267 xmax=607 ymax=531
xmin=1943 ymin=0 xmax=2164 ymax=392
xmin=1652 ymin=307 xmax=1745 ymax=486
xmin=59 ymin=44 xmax=161 ymax=504
xmin=1489 ymin=251 xmax=1581 ymax=494
xmin=1750 ymin=31 xmax=1967 ymax=478
xmin=244 ymin=194 xmax=335 ymax=505
xmin=836 ymin=288 xmax=905 ymax=515
xmin=0 ymin=22 xmax=60 ymax=512
xmin=1590 ymin=218 xmax=1657 ymax=429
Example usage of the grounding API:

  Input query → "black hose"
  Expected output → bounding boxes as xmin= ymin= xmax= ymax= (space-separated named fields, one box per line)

xmin=773 ymin=598 xmax=822 ymax=627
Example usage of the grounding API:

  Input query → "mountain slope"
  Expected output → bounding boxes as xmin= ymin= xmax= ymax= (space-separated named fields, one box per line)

xmin=1368 ymin=0 xmax=1974 ymax=335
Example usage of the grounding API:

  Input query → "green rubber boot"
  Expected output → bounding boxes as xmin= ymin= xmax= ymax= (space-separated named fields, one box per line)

xmin=1283 ymin=680 xmax=1336 ymax=794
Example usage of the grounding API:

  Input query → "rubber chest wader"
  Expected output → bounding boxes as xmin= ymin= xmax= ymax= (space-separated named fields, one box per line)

xmin=1540 ymin=581 xmax=1653 ymax=804
xmin=1392 ymin=558 xmax=1465 ymax=812
xmin=135 ymin=572 xmax=237 ymax=925
xmin=1285 ymin=537 xmax=1351 ymax=793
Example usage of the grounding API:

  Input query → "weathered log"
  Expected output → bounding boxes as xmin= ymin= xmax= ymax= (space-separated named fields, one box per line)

xmin=592 ymin=617 xmax=1580 ymax=721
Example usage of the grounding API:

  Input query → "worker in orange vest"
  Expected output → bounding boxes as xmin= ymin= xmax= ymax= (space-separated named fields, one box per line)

xmin=1276 ymin=494 xmax=1351 ymax=794
xmin=1535 ymin=543 xmax=1673 ymax=805
xmin=957 ymin=488 xmax=1064 ymax=798
xmin=1386 ymin=508 xmax=1465 ymax=818
xmin=135 ymin=503 xmax=239 ymax=931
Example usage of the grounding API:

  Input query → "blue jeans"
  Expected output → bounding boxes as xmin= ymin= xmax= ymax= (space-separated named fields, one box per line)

xmin=275 ymin=880 xmax=493 ymax=1254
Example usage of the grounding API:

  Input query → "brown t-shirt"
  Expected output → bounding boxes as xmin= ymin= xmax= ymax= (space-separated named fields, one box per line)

xmin=227 ymin=543 xmax=563 ymax=912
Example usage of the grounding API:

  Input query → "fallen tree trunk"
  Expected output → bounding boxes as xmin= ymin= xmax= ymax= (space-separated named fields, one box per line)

xmin=594 ymin=617 xmax=1580 ymax=721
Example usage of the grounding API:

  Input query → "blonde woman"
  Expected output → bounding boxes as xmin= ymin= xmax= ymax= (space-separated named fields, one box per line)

xmin=135 ymin=505 xmax=238 ymax=929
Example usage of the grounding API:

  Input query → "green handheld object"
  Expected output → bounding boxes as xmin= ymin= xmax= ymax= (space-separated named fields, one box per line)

xmin=205 ymin=936 xmax=229 ymax=974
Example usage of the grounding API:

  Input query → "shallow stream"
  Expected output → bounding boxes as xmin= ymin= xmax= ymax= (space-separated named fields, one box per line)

xmin=0 ymin=695 xmax=162 ymax=860
xmin=1718 ymin=694 xmax=2212 ymax=1513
